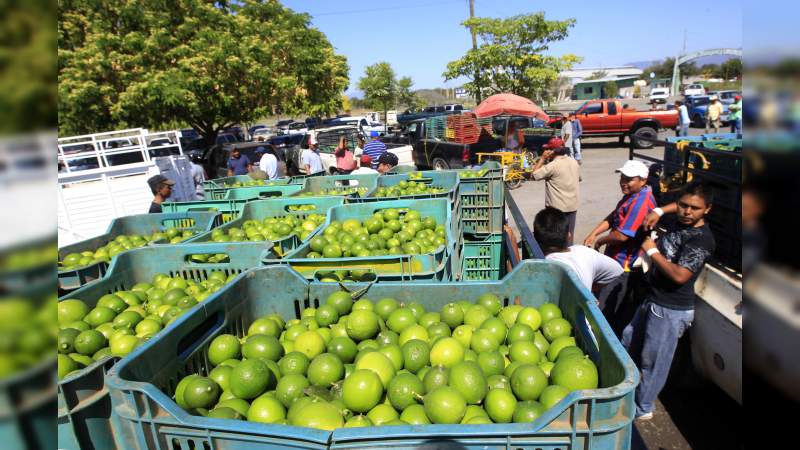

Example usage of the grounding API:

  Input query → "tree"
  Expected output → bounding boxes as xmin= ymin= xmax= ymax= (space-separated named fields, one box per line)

xmin=58 ymin=0 xmax=349 ymax=145
xmin=603 ymin=80 xmax=619 ymax=98
xmin=357 ymin=62 xmax=397 ymax=131
xmin=341 ymin=95 xmax=352 ymax=113
xmin=397 ymin=76 xmax=421 ymax=109
xmin=719 ymin=58 xmax=742 ymax=80
xmin=443 ymin=12 xmax=581 ymax=102
xmin=700 ymin=64 xmax=720 ymax=78
xmin=585 ymin=70 xmax=608 ymax=81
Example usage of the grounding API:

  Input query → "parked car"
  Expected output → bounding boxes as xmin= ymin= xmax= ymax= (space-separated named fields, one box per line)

xmin=305 ymin=117 xmax=322 ymax=129
xmin=216 ymin=133 xmax=239 ymax=145
xmin=707 ymin=90 xmax=741 ymax=105
xmin=649 ymin=87 xmax=670 ymax=104
xmin=247 ymin=125 xmax=268 ymax=140
xmin=443 ymin=104 xmax=465 ymax=112
xmin=397 ymin=105 xmax=462 ymax=125
xmin=685 ymin=95 xmax=730 ymax=127
xmin=224 ymin=127 xmax=244 ymax=141
xmin=549 ymin=99 xmax=680 ymax=148
xmin=683 ymin=83 xmax=706 ymax=97
xmin=286 ymin=122 xmax=309 ymax=135
xmin=331 ymin=116 xmax=386 ymax=136
xmin=274 ymin=119 xmax=294 ymax=135
xmin=252 ymin=128 xmax=273 ymax=142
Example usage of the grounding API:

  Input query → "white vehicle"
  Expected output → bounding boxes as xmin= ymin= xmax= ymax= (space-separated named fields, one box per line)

xmin=285 ymin=122 xmax=308 ymax=135
xmin=443 ymin=104 xmax=465 ymax=112
xmin=649 ymin=87 xmax=670 ymax=104
xmin=683 ymin=83 xmax=706 ymax=97
xmin=252 ymin=128 xmax=273 ymax=142
xmin=332 ymin=116 xmax=387 ymax=136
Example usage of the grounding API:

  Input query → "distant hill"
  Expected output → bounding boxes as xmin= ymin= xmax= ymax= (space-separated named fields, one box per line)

xmin=627 ymin=54 xmax=739 ymax=69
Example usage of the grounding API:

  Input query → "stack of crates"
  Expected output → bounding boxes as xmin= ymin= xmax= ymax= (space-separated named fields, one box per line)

xmin=424 ymin=113 xmax=493 ymax=143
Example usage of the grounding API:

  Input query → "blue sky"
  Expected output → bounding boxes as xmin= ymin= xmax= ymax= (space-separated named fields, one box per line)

xmin=282 ymin=0 xmax=742 ymax=95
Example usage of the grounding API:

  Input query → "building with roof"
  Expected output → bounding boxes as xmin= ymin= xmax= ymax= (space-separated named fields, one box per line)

xmin=557 ymin=66 xmax=644 ymax=101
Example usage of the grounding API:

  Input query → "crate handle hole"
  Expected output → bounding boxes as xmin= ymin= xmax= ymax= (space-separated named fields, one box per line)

xmin=284 ymin=204 xmax=316 ymax=213
xmin=184 ymin=253 xmax=231 ymax=264
xmin=177 ymin=311 xmax=224 ymax=360
xmin=258 ymin=191 xmax=282 ymax=199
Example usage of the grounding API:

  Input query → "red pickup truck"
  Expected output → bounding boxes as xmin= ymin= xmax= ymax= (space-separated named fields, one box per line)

xmin=551 ymin=99 xmax=680 ymax=148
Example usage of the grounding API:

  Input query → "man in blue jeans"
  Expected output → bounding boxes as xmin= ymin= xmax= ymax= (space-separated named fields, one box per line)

xmin=569 ymin=113 xmax=583 ymax=163
xmin=622 ymin=181 xmax=715 ymax=420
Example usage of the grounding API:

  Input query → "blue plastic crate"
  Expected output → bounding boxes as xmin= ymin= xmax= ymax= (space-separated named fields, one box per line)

xmin=355 ymin=171 xmax=459 ymax=203
xmin=57 ymin=242 xmax=274 ymax=450
xmin=454 ymin=233 xmax=504 ymax=281
xmin=455 ymin=179 xmax=505 ymax=236
xmin=107 ymin=261 xmax=637 ymax=450
xmin=58 ymin=212 xmax=220 ymax=292
xmin=207 ymin=182 xmax=304 ymax=200
xmin=0 ymin=278 xmax=57 ymax=450
xmin=161 ymin=198 xmax=253 ymax=224
xmin=291 ymin=173 xmax=378 ymax=199
xmin=268 ymin=198 xmax=454 ymax=281
xmin=185 ymin=197 xmax=345 ymax=257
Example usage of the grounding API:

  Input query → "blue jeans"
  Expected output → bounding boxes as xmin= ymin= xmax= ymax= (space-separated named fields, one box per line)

xmin=572 ymin=138 xmax=582 ymax=160
xmin=678 ymin=124 xmax=689 ymax=136
xmin=622 ymin=301 xmax=694 ymax=416
xmin=731 ymin=118 xmax=742 ymax=135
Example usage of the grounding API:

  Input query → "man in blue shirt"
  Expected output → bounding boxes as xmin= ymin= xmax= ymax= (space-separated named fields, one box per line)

xmin=227 ymin=148 xmax=252 ymax=176
xmin=362 ymin=131 xmax=387 ymax=169
xmin=570 ymin=113 xmax=583 ymax=163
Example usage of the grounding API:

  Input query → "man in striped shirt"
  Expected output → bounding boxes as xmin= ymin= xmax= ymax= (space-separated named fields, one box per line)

xmin=583 ymin=160 xmax=656 ymax=335
xmin=362 ymin=131 xmax=387 ymax=169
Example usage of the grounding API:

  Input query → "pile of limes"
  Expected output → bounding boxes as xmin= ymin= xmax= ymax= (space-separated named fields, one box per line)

xmin=0 ymin=294 xmax=57 ymax=379
xmin=297 ymin=187 xmax=370 ymax=198
xmin=1 ymin=244 xmax=57 ymax=271
xmin=224 ymin=180 xmax=267 ymax=188
xmin=57 ymin=271 xmax=236 ymax=380
xmin=287 ymin=204 xmax=317 ymax=212
xmin=305 ymin=208 xmax=446 ymax=258
xmin=408 ymin=172 xmax=425 ymax=180
xmin=171 ymin=292 xmax=598 ymax=430
xmin=458 ymin=169 xmax=489 ymax=179
xmin=372 ymin=181 xmax=445 ymax=198
xmin=209 ymin=214 xmax=326 ymax=243
xmin=59 ymin=229 xmax=198 ymax=271
xmin=315 ymin=269 xmax=375 ymax=283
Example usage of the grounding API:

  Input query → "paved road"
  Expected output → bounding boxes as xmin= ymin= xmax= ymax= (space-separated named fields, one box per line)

xmin=507 ymin=129 xmax=743 ymax=450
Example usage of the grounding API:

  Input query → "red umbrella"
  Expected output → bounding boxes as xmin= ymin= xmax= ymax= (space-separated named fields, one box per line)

xmin=474 ymin=93 xmax=549 ymax=121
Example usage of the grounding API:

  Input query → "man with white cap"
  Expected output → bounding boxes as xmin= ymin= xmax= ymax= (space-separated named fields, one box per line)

xmin=301 ymin=134 xmax=323 ymax=175
xmin=705 ymin=95 xmax=723 ymax=134
xmin=583 ymin=159 xmax=656 ymax=334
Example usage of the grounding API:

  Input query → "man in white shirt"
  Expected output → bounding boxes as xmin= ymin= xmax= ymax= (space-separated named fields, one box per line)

xmin=301 ymin=136 xmax=323 ymax=175
xmin=675 ymin=100 xmax=690 ymax=136
xmin=534 ymin=207 xmax=623 ymax=294
xmin=257 ymin=146 xmax=278 ymax=180
xmin=351 ymin=154 xmax=379 ymax=174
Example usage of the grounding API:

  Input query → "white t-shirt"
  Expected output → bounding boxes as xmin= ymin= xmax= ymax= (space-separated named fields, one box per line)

xmin=301 ymin=149 xmax=323 ymax=174
xmin=259 ymin=153 xmax=278 ymax=179
xmin=545 ymin=245 xmax=623 ymax=290
xmin=351 ymin=166 xmax=379 ymax=175
xmin=679 ymin=105 xmax=690 ymax=125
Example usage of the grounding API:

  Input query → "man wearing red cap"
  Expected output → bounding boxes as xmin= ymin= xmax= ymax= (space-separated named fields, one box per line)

xmin=351 ymin=154 xmax=379 ymax=174
xmin=531 ymin=137 xmax=580 ymax=242
xmin=729 ymin=95 xmax=742 ymax=134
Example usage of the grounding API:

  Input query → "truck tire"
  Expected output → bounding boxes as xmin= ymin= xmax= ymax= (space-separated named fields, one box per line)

xmin=431 ymin=157 xmax=450 ymax=171
xmin=633 ymin=126 xmax=657 ymax=149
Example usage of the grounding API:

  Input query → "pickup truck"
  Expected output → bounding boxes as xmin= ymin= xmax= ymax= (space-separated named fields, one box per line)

xmin=397 ymin=105 xmax=464 ymax=126
xmin=406 ymin=115 xmax=556 ymax=170
xmin=551 ymin=99 xmax=680 ymax=149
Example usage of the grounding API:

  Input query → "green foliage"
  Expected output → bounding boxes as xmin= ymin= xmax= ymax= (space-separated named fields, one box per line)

xmin=58 ymin=0 xmax=349 ymax=143
xmin=718 ymin=58 xmax=742 ymax=79
xmin=0 ymin=0 xmax=57 ymax=133
xmin=357 ymin=62 xmax=397 ymax=113
xmin=603 ymin=81 xmax=619 ymax=98
xmin=642 ymin=58 xmax=676 ymax=79
xmin=585 ymin=70 xmax=608 ymax=81
xmin=443 ymin=12 xmax=581 ymax=102
xmin=397 ymin=76 xmax=423 ymax=109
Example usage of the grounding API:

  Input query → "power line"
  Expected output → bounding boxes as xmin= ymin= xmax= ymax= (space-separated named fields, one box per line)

xmin=309 ymin=0 xmax=463 ymax=17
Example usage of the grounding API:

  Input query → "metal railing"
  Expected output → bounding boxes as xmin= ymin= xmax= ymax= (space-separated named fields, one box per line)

xmin=505 ymin=187 xmax=545 ymax=264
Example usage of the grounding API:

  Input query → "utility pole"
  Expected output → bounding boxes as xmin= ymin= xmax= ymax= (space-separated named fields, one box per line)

xmin=469 ymin=0 xmax=481 ymax=103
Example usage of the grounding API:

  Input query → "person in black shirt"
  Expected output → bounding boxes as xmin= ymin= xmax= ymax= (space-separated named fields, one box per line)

xmin=622 ymin=181 xmax=715 ymax=421
xmin=147 ymin=174 xmax=176 ymax=213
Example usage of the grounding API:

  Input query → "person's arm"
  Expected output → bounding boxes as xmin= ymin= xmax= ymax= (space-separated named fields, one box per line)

xmin=245 ymin=156 xmax=252 ymax=172
xmin=643 ymin=202 xmax=678 ymax=231
xmin=641 ymin=237 xmax=693 ymax=284
xmin=594 ymin=192 xmax=653 ymax=249
xmin=583 ymin=215 xmax=612 ymax=247
xmin=590 ymin=249 xmax=625 ymax=286
xmin=531 ymin=150 xmax=553 ymax=178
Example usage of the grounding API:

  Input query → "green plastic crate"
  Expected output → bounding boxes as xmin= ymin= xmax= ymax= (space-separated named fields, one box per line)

xmin=454 ymin=233 xmax=504 ymax=281
xmin=57 ymin=242 xmax=274 ymax=450
xmin=204 ymin=171 xmax=324 ymax=190
xmin=207 ymin=183 xmax=304 ymax=200
xmin=268 ymin=198 xmax=454 ymax=281
xmin=1 ymin=277 xmax=57 ymax=450
xmin=291 ymin=173 xmax=378 ymax=199
xmin=107 ymin=261 xmax=638 ymax=450
xmin=185 ymin=197 xmax=345 ymax=257
xmin=455 ymin=180 xmax=505 ymax=236
xmin=58 ymin=212 xmax=220 ymax=292
xmin=161 ymin=198 xmax=253 ymax=224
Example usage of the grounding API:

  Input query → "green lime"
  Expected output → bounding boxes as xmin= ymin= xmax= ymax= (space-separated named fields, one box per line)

xmin=84 ymin=307 xmax=116 ymax=327
xmin=344 ymin=414 xmax=373 ymax=428
xmin=342 ymin=369 xmax=384 ymax=413
xmin=387 ymin=372 xmax=425 ymax=411
xmin=374 ymin=298 xmax=399 ymax=321
xmin=498 ymin=304 xmax=523 ymax=328
xmin=448 ymin=361 xmax=487 ymax=405
xmin=376 ymin=329 xmax=399 ymax=347
xmin=97 ymin=294 xmax=127 ymax=314
xmin=112 ymin=311 xmax=143 ymax=330
xmin=470 ymin=329 xmax=499 ymax=353
xmin=507 ymin=323 xmax=534 ymax=343
xmin=58 ymin=328 xmax=80 ymax=354
xmin=247 ymin=317 xmax=281 ymax=338
xmin=64 ymin=320 xmax=91 ymax=332
xmin=183 ymin=377 xmax=220 ymax=410
xmin=293 ymin=330 xmax=326 ymax=359
xmin=484 ymin=388 xmax=517 ymax=423
xmin=109 ymin=335 xmax=141 ymax=357
xmin=461 ymin=404 xmax=490 ymax=424
xmin=463 ymin=305 xmax=491 ymax=329
xmin=278 ymin=351 xmax=310 ymax=376
xmin=326 ymin=336 xmax=357 ymax=363
xmin=73 ymin=329 xmax=107 ymax=356
xmin=135 ymin=319 xmax=162 ymax=337
xmin=346 ymin=310 xmax=379 ymax=341
xmin=315 ymin=305 xmax=339 ymax=327
xmin=427 ymin=322 xmax=451 ymax=340
xmin=509 ymin=341 xmax=541 ymax=365
xmin=429 ymin=337 xmax=464 ymax=368
xmin=551 ymin=356 xmax=599 ymax=391
xmin=275 ymin=374 xmax=310 ymax=408
xmin=513 ymin=400 xmax=546 ymax=423
xmin=58 ymin=354 xmax=79 ymax=379
xmin=480 ymin=317 xmax=508 ymax=344
xmin=207 ymin=407 xmax=241 ymax=420
xmin=216 ymin=398 xmax=251 ymax=417
xmin=477 ymin=293 xmax=502 ymax=316
xmin=307 ymin=353 xmax=344 ymax=387
xmin=540 ymin=385 xmax=570 ymax=409
xmin=511 ymin=364 xmax=548 ymax=401
xmin=400 ymin=404 xmax=431 ymax=424
xmin=516 ymin=306 xmax=542 ymax=332
xmin=399 ymin=324 xmax=429 ymax=346
xmin=230 ymin=359 xmax=273 ymax=400
xmin=477 ymin=350 xmax=505 ymax=377
xmin=291 ymin=401 xmax=344 ymax=430
xmin=486 ymin=374 xmax=511 ymax=392
xmin=367 ymin=403 xmax=399 ymax=425
xmin=242 ymin=334 xmax=283 ymax=362
xmin=92 ymin=347 xmax=112 ymax=361
xmin=422 ymin=365 xmax=450 ymax=393
xmin=452 ymin=324 xmax=474 ymax=348
xmin=386 ymin=308 xmax=416 ymax=334
xmin=247 ymin=394 xmax=286 ymax=424
xmin=542 ymin=317 xmax=572 ymax=342
xmin=440 ymin=303 xmax=464 ymax=329
xmin=533 ymin=331 xmax=551 ymax=355
xmin=546 ymin=336 xmax=577 ymax=362
xmin=401 ymin=339 xmax=430 ymax=373
xmin=354 ymin=351 xmax=395 ymax=389
xmin=538 ymin=303 xmax=563 ymax=323
xmin=69 ymin=353 xmax=94 ymax=368
xmin=326 ymin=291 xmax=354 ymax=316
xmin=556 ymin=346 xmax=584 ymax=363
xmin=58 ymin=299 xmax=89 ymax=325
xmin=424 ymin=386 xmax=466 ymax=424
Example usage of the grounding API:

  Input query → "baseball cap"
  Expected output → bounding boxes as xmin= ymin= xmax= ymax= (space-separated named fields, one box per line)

xmin=147 ymin=174 xmax=175 ymax=191
xmin=360 ymin=154 xmax=372 ymax=165
xmin=615 ymin=160 xmax=649 ymax=179
xmin=734 ymin=95 xmax=741 ymax=100
xmin=378 ymin=152 xmax=399 ymax=166
xmin=370 ymin=131 xmax=379 ymax=137
xmin=542 ymin=137 xmax=564 ymax=149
